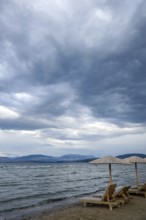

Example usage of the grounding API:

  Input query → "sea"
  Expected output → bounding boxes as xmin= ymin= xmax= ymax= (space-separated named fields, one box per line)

xmin=0 ymin=162 xmax=146 ymax=220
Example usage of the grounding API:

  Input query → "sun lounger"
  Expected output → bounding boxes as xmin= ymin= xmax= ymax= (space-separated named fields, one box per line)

xmin=93 ymin=185 xmax=132 ymax=205
xmin=80 ymin=183 xmax=121 ymax=211
xmin=114 ymin=185 xmax=133 ymax=204
xmin=128 ymin=183 xmax=146 ymax=197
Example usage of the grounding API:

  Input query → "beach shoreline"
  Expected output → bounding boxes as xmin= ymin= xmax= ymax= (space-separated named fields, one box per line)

xmin=3 ymin=195 xmax=145 ymax=220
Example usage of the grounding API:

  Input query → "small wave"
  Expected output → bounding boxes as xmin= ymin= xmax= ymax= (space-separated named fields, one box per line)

xmin=33 ymin=165 xmax=52 ymax=169
xmin=0 ymin=192 xmax=53 ymax=204
xmin=0 ymin=183 xmax=22 ymax=187
xmin=65 ymin=176 xmax=101 ymax=182
xmin=0 ymin=202 xmax=37 ymax=213
xmin=70 ymin=171 xmax=77 ymax=174
xmin=33 ymin=174 xmax=45 ymax=177
xmin=0 ymin=166 xmax=7 ymax=168
xmin=38 ymin=196 xmax=67 ymax=205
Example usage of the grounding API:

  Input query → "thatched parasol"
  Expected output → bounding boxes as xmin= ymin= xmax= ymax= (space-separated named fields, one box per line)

xmin=123 ymin=156 xmax=145 ymax=188
xmin=90 ymin=156 xmax=130 ymax=184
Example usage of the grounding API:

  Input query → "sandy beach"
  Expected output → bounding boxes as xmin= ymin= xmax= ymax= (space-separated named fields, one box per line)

xmin=21 ymin=196 xmax=146 ymax=220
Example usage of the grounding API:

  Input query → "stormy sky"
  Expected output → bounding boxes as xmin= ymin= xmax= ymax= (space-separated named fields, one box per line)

xmin=0 ymin=0 xmax=146 ymax=157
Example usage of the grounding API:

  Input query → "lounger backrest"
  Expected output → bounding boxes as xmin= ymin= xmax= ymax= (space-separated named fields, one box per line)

xmin=122 ymin=185 xmax=131 ymax=194
xmin=102 ymin=183 xmax=117 ymax=201
xmin=114 ymin=186 xmax=123 ymax=196
xmin=115 ymin=185 xmax=130 ymax=197
xmin=139 ymin=183 xmax=146 ymax=191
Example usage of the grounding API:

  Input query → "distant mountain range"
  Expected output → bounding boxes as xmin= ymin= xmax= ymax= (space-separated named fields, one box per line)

xmin=0 ymin=154 xmax=95 ymax=163
xmin=116 ymin=153 xmax=146 ymax=159
xmin=0 ymin=153 xmax=146 ymax=163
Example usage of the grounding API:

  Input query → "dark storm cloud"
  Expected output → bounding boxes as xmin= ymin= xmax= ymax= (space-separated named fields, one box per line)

xmin=0 ymin=0 xmax=146 ymax=132
xmin=0 ymin=117 xmax=49 ymax=130
xmin=76 ymin=1 xmax=146 ymax=124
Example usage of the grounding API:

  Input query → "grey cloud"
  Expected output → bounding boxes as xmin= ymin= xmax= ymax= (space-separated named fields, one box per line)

xmin=0 ymin=0 xmax=146 ymax=132
xmin=76 ymin=1 xmax=146 ymax=124
xmin=0 ymin=117 xmax=49 ymax=130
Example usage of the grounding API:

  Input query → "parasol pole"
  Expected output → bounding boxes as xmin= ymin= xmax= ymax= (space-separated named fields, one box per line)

xmin=134 ymin=162 xmax=139 ymax=188
xmin=109 ymin=163 xmax=112 ymax=184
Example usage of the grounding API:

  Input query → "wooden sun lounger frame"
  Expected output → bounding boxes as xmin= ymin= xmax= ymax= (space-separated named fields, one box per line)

xmin=80 ymin=183 xmax=121 ymax=211
xmin=93 ymin=185 xmax=132 ymax=205
xmin=114 ymin=185 xmax=133 ymax=204
xmin=128 ymin=183 xmax=146 ymax=198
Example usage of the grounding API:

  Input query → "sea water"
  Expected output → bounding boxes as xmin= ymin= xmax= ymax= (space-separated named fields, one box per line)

xmin=0 ymin=163 xmax=146 ymax=219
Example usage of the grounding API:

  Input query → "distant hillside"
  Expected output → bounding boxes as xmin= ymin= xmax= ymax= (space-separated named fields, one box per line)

xmin=12 ymin=154 xmax=57 ymax=162
xmin=1 ymin=153 xmax=146 ymax=163
xmin=59 ymin=154 xmax=94 ymax=161
xmin=117 ymin=153 xmax=146 ymax=159
xmin=0 ymin=154 xmax=95 ymax=163
xmin=0 ymin=157 xmax=12 ymax=162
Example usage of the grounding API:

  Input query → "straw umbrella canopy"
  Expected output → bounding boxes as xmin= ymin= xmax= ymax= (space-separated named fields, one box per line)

xmin=90 ymin=156 xmax=130 ymax=184
xmin=123 ymin=156 xmax=145 ymax=188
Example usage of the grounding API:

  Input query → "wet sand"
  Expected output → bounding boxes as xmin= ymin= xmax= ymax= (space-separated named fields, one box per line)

xmin=21 ymin=196 xmax=146 ymax=220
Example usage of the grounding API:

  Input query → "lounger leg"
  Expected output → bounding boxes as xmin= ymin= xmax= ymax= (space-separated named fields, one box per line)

xmin=118 ymin=203 xmax=122 ymax=207
xmin=122 ymin=194 xmax=127 ymax=200
xmin=83 ymin=202 xmax=87 ymax=207
xmin=109 ymin=204 xmax=113 ymax=211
